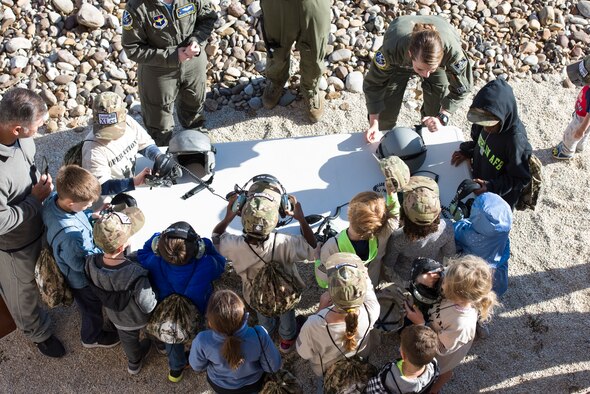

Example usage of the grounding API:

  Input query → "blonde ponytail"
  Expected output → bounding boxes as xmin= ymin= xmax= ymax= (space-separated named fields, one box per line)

xmin=342 ymin=308 xmax=360 ymax=352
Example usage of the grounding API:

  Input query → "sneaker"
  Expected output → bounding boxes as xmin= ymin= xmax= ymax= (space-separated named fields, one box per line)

xmin=168 ymin=369 xmax=184 ymax=383
xmin=262 ymin=81 xmax=283 ymax=110
xmin=36 ymin=335 xmax=66 ymax=358
xmin=552 ymin=142 xmax=574 ymax=160
xmin=305 ymin=93 xmax=324 ymax=123
xmin=279 ymin=338 xmax=296 ymax=354
xmin=82 ymin=330 xmax=120 ymax=349
xmin=127 ymin=339 xmax=152 ymax=375
xmin=476 ymin=321 xmax=490 ymax=340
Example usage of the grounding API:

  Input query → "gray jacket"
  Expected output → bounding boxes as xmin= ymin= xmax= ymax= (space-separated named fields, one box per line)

xmin=86 ymin=254 xmax=157 ymax=330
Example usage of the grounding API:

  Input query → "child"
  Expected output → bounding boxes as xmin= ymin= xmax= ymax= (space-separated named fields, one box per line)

xmin=454 ymin=192 xmax=512 ymax=297
xmin=42 ymin=165 xmax=120 ymax=348
xmin=384 ymin=176 xmax=456 ymax=284
xmin=318 ymin=191 xmax=399 ymax=288
xmin=81 ymin=91 xmax=161 ymax=201
xmin=366 ymin=325 xmax=439 ymax=393
xmin=137 ymin=221 xmax=226 ymax=382
xmin=86 ymin=207 xmax=157 ymax=375
xmin=296 ymin=253 xmax=380 ymax=388
xmin=212 ymin=177 xmax=317 ymax=354
xmin=189 ymin=289 xmax=281 ymax=393
xmin=552 ymin=84 xmax=590 ymax=159
xmin=405 ymin=255 xmax=498 ymax=393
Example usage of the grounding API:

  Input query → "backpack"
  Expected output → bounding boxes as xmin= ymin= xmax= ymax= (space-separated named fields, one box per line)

xmin=145 ymin=293 xmax=199 ymax=344
xmin=364 ymin=359 xmax=439 ymax=394
xmin=254 ymin=327 xmax=304 ymax=394
xmin=321 ymin=305 xmax=377 ymax=394
xmin=63 ymin=139 xmax=113 ymax=167
xmin=248 ymin=235 xmax=305 ymax=317
xmin=373 ymin=282 xmax=410 ymax=333
xmin=515 ymin=153 xmax=542 ymax=211
xmin=34 ymin=247 xmax=74 ymax=308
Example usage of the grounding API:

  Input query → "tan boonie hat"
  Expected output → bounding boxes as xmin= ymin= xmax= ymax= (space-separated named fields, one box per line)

xmin=94 ymin=207 xmax=145 ymax=254
xmin=92 ymin=92 xmax=127 ymax=140
xmin=467 ymin=107 xmax=500 ymax=127
xmin=566 ymin=56 xmax=590 ymax=87
xmin=327 ymin=253 xmax=368 ymax=311
xmin=379 ymin=155 xmax=411 ymax=193
xmin=402 ymin=176 xmax=441 ymax=225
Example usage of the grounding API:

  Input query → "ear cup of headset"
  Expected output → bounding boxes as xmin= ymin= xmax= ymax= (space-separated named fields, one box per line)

xmin=157 ymin=222 xmax=206 ymax=260
xmin=151 ymin=235 xmax=161 ymax=256
xmin=279 ymin=194 xmax=292 ymax=218
xmin=232 ymin=192 xmax=247 ymax=213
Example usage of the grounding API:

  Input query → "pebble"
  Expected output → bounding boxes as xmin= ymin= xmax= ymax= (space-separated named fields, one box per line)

xmin=52 ymin=0 xmax=73 ymax=14
xmin=5 ymin=37 xmax=31 ymax=52
xmin=77 ymin=3 xmax=104 ymax=29
xmin=579 ymin=1 xmax=590 ymax=18
xmin=345 ymin=71 xmax=363 ymax=93
xmin=279 ymin=91 xmax=296 ymax=107
xmin=248 ymin=96 xmax=262 ymax=109
xmin=523 ymin=55 xmax=539 ymax=66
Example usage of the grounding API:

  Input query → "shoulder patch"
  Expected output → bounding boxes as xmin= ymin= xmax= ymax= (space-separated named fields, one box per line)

xmin=374 ymin=51 xmax=389 ymax=70
xmin=122 ymin=10 xmax=133 ymax=30
xmin=152 ymin=14 xmax=168 ymax=29
xmin=449 ymin=57 xmax=468 ymax=75
xmin=177 ymin=3 xmax=196 ymax=18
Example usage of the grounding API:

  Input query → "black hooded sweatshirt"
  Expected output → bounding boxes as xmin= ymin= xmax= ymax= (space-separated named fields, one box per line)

xmin=460 ymin=79 xmax=532 ymax=209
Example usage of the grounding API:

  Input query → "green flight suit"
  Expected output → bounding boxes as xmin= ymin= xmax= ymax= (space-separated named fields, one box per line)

xmin=260 ymin=0 xmax=331 ymax=99
xmin=122 ymin=0 xmax=217 ymax=146
xmin=363 ymin=15 xmax=473 ymax=131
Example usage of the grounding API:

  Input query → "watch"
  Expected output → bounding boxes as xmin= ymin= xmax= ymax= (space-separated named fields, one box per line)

xmin=437 ymin=112 xmax=449 ymax=126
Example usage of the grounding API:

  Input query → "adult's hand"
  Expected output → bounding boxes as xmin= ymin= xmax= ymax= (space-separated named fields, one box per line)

xmin=421 ymin=116 xmax=443 ymax=132
xmin=365 ymin=123 xmax=383 ymax=143
xmin=31 ymin=174 xmax=53 ymax=202
xmin=178 ymin=47 xmax=190 ymax=63
xmin=451 ymin=150 xmax=469 ymax=166
xmin=184 ymin=41 xmax=201 ymax=58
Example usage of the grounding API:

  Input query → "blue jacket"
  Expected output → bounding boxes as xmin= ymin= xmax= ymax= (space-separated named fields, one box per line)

xmin=42 ymin=192 xmax=101 ymax=289
xmin=189 ymin=322 xmax=281 ymax=390
xmin=137 ymin=233 xmax=225 ymax=314
xmin=454 ymin=192 xmax=512 ymax=296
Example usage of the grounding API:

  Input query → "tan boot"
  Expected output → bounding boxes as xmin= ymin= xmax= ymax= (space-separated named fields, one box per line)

xmin=262 ymin=81 xmax=283 ymax=110
xmin=305 ymin=93 xmax=324 ymax=123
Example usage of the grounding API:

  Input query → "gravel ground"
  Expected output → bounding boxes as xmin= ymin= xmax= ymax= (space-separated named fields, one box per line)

xmin=1 ymin=74 xmax=589 ymax=393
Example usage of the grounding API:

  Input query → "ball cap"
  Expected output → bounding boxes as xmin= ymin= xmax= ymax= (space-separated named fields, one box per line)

xmin=92 ymin=92 xmax=126 ymax=140
xmin=94 ymin=207 xmax=145 ymax=254
xmin=467 ymin=108 xmax=501 ymax=127
xmin=326 ymin=253 xmax=368 ymax=310
xmin=402 ymin=176 xmax=441 ymax=225
xmin=566 ymin=56 xmax=590 ymax=87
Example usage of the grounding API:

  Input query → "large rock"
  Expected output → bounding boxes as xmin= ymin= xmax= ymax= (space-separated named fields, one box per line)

xmin=329 ymin=48 xmax=352 ymax=63
xmin=578 ymin=1 xmax=590 ymax=18
xmin=77 ymin=3 xmax=104 ymax=29
xmin=52 ymin=0 xmax=73 ymax=14
xmin=57 ymin=49 xmax=80 ymax=66
xmin=5 ymin=37 xmax=31 ymax=52
xmin=345 ymin=71 xmax=364 ymax=93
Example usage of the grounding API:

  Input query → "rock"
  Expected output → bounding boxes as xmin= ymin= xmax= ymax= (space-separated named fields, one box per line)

xmin=57 ymin=49 xmax=80 ymax=66
xmin=339 ymin=102 xmax=350 ymax=111
xmin=243 ymin=84 xmax=254 ymax=96
xmin=48 ymin=105 xmax=67 ymax=118
xmin=279 ymin=91 xmax=296 ymax=106
xmin=572 ymin=30 xmax=590 ymax=45
xmin=40 ymin=88 xmax=58 ymax=106
xmin=523 ymin=55 xmax=539 ymax=66
xmin=327 ymin=76 xmax=345 ymax=91
xmin=247 ymin=1 xmax=261 ymax=17
xmin=225 ymin=67 xmax=241 ymax=78
xmin=345 ymin=71 xmax=363 ymax=93
xmin=109 ymin=68 xmax=127 ymax=80
xmin=557 ymin=34 xmax=569 ymax=48
xmin=466 ymin=0 xmax=477 ymax=11
xmin=232 ymin=47 xmax=246 ymax=62
xmin=205 ymin=98 xmax=218 ymax=111
xmin=510 ymin=19 xmax=527 ymax=32
xmin=69 ymin=105 xmax=85 ymax=116
xmin=5 ymin=37 xmax=31 ymax=52
xmin=248 ymin=96 xmax=262 ymax=109
xmin=227 ymin=2 xmax=245 ymax=18
xmin=52 ymin=0 xmax=73 ymax=14
xmin=497 ymin=2 xmax=511 ymax=15
xmin=578 ymin=1 xmax=590 ymax=19
xmin=77 ymin=3 xmax=105 ymax=29
xmin=318 ymin=76 xmax=328 ymax=91
xmin=329 ymin=49 xmax=352 ymax=63
xmin=46 ymin=120 xmax=59 ymax=132
xmin=460 ymin=16 xmax=477 ymax=32
xmin=10 ymin=55 xmax=28 ymax=69
xmin=539 ymin=6 xmax=554 ymax=26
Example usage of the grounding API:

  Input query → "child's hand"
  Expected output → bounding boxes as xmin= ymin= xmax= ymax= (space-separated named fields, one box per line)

xmin=133 ymin=167 xmax=152 ymax=186
xmin=473 ymin=178 xmax=488 ymax=195
xmin=404 ymin=301 xmax=426 ymax=325
xmin=286 ymin=195 xmax=305 ymax=221
xmin=225 ymin=193 xmax=239 ymax=218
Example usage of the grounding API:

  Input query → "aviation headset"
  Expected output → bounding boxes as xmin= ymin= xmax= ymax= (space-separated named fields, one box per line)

xmin=151 ymin=221 xmax=206 ymax=261
xmin=443 ymin=179 xmax=481 ymax=220
xmin=231 ymin=174 xmax=292 ymax=217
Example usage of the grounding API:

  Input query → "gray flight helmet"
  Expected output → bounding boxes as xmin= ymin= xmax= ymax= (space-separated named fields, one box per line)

xmin=376 ymin=126 xmax=427 ymax=174
xmin=167 ymin=129 xmax=216 ymax=180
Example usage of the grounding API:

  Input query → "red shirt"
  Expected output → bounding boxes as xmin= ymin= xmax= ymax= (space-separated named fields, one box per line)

xmin=575 ymin=85 xmax=590 ymax=117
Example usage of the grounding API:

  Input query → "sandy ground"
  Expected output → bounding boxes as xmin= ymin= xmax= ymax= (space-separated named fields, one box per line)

xmin=1 ymin=73 xmax=590 ymax=393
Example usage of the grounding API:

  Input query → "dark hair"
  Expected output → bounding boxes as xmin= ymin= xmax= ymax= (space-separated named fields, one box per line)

xmin=409 ymin=23 xmax=444 ymax=67
xmin=0 ymin=88 xmax=47 ymax=127
xmin=207 ymin=290 xmax=246 ymax=370
xmin=158 ymin=236 xmax=195 ymax=265
xmin=400 ymin=208 xmax=441 ymax=241
xmin=55 ymin=165 xmax=101 ymax=203
xmin=400 ymin=325 xmax=438 ymax=367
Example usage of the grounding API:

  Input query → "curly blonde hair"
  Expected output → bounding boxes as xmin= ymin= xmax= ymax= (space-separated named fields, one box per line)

xmin=443 ymin=255 xmax=498 ymax=322
xmin=348 ymin=192 xmax=389 ymax=240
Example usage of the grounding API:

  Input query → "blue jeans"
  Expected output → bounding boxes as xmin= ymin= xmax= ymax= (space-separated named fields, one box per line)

xmin=256 ymin=309 xmax=296 ymax=340
xmin=71 ymin=286 xmax=104 ymax=344
xmin=165 ymin=343 xmax=187 ymax=371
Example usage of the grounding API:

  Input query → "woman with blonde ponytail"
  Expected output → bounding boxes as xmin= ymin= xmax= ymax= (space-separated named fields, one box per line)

xmin=405 ymin=255 xmax=499 ymax=393
xmin=363 ymin=15 xmax=473 ymax=142
xmin=189 ymin=290 xmax=281 ymax=393
xmin=297 ymin=253 xmax=380 ymax=390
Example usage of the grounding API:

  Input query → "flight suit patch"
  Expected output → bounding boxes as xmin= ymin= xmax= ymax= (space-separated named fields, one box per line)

xmin=122 ymin=10 xmax=133 ymax=30
xmin=177 ymin=3 xmax=196 ymax=18
xmin=152 ymin=14 xmax=168 ymax=29
xmin=374 ymin=51 xmax=389 ymax=70
xmin=450 ymin=57 xmax=468 ymax=75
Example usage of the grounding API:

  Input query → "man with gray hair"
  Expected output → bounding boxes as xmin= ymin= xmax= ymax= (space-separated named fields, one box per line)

xmin=0 ymin=88 xmax=65 ymax=357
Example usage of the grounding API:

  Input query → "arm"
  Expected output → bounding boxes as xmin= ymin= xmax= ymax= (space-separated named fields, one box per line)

xmin=138 ymin=145 xmax=162 ymax=162
xmin=134 ymin=276 xmax=157 ymax=314
xmin=188 ymin=0 xmax=217 ymax=46
xmin=485 ymin=135 xmax=532 ymax=198
xmin=137 ymin=233 xmax=159 ymax=267
xmin=0 ymin=189 xmax=45 ymax=236
xmin=286 ymin=195 xmax=317 ymax=248
xmin=212 ymin=195 xmax=238 ymax=247
xmin=441 ymin=51 xmax=473 ymax=114
xmin=100 ymin=178 xmax=135 ymax=196
xmin=203 ymin=238 xmax=226 ymax=279
xmin=188 ymin=333 xmax=210 ymax=372
xmin=363 ymin=57 xmax=393 ymax=143
xmin=257 ymin=326 xmax=282 ymax=373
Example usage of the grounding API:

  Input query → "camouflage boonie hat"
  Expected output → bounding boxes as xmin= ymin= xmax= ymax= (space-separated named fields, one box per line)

xmin=241 ymin=182 xmax=281 ymax=239
xmin=402 ymin=176 xmax=441 ymax=225
xmin=327 ymin=253 xmax=368 ymax=311
xmin=379 ymin=155 xmax=411 ymax=193
xmin=92 ymin=92 xmax=126 ymax=140
xmin=94 ymin=207 xmax=145 ymax=253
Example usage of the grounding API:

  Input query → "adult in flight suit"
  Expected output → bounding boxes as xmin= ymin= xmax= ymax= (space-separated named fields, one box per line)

xmin=363 ymin=15 xmax=473 ymax=142
xmin=122 ymin=0 xmax=217 ymax=146
xmin=260 ymin=0 xmax=331 ymax=123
